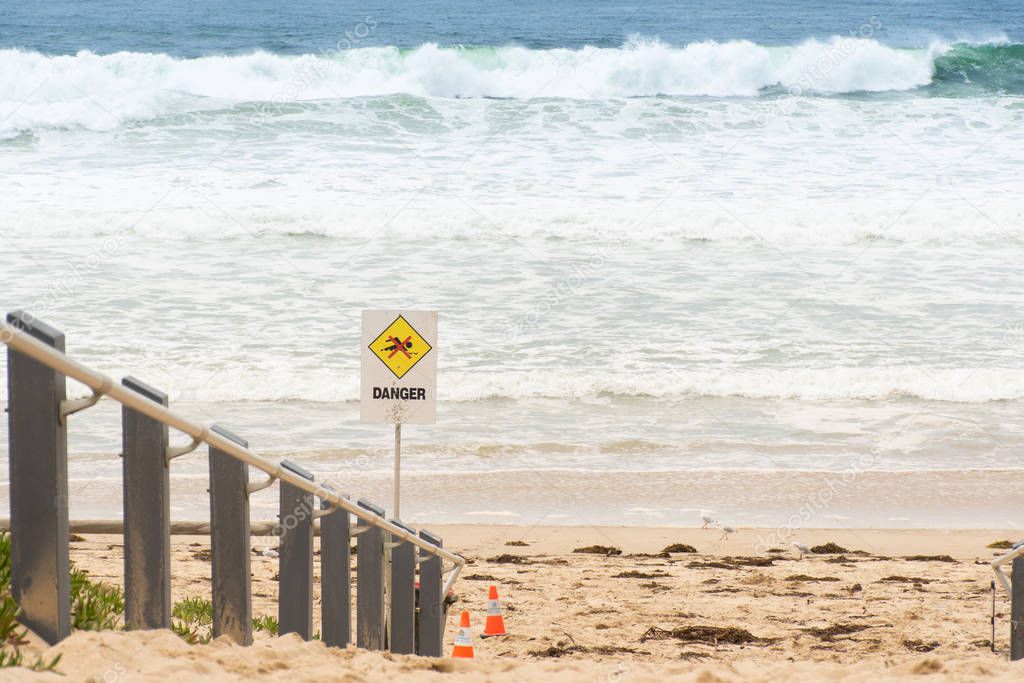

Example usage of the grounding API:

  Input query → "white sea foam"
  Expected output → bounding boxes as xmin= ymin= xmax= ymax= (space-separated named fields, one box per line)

xmin=4 ymin=198 xmax=1022 ymax=246
xmin=31 ymin=364 xmax=1024 ymax=404
xmin=0 ymin=38 xmax=951 ymax=135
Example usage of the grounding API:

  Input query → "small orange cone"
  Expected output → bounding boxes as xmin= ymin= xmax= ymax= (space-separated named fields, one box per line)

xmin=450 ymin=610 xmax=474 ymax=658
xmin=481 ymin=585 xmax=507 ymax=638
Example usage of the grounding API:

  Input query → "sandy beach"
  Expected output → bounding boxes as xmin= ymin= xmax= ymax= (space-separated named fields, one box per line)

xmin=2 ymin=525 xmax=1021 ymax=681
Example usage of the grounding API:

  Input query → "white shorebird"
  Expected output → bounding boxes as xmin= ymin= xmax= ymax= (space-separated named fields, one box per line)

xmin=792 ymin=541 xmax=811 ymax=559
xmin=719 ymin=525 xmax=736 ymax=541
xmin=700 ymin=512 xmax=717 ymax=528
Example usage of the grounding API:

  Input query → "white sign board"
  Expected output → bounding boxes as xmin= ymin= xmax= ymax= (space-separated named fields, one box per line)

xmin=360 ymin=310 xmax=437 ymax=424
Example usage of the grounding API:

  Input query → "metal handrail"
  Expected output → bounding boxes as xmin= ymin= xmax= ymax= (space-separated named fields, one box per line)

xmin=0 ymin=319 xmax=465 ymax=596
xmin=992 ymin=541 xmax=1023 ymax=595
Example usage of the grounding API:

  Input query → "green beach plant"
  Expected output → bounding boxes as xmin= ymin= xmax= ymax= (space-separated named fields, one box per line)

xmin=252 ymin=615 xmax=278 ymax=635
xmin=172 ymin=597 xmax=213 ymax=644
xmin=172 ymin=597 xmax=213 ymax=626
xmin=70 ymin=565 xmax=124 ymax=631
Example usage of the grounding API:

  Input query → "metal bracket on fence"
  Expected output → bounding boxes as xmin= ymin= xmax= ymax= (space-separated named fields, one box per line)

xmin=246 ymin=473 xmax=277 ymax=495
xmin=166 ymin=436 xmax=202 ymax=463
xmin=312 ymin=494 xmax=348 ymax=519
xmin=384 ymin=540 xmax=403 ymax=550
xmin=59 ymin=387 xmax=104 ymax=424
xmin=350 ymin=524 xmax=370 ymax=537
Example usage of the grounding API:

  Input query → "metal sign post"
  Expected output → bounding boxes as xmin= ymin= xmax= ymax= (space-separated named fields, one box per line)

xmin=394 ymin=423 xmax=402 ymax=518
xmin=361 ymin=310 xmax=437 ymax=521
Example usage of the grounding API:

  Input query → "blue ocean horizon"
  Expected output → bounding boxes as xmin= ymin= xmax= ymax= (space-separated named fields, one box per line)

xmin=4 ymin=0 xmax=1023 ymax=55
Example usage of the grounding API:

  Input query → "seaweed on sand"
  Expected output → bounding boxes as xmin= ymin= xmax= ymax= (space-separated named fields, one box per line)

xmin=810 ymin=542 xmax=849 ymax=554
xmin=802 ymin=623 xmax=870 ymax=641
xmin=573 ymin=545 xmax=622 ymax=556
xmin=640 ymin=625 xmax=766 ymax=645
xmin=486 ymin=554 xmax=533 ymax=565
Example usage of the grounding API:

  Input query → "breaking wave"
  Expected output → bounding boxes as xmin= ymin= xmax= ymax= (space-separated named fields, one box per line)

xmin=1 ymin=38 xmax=1020 ymax=135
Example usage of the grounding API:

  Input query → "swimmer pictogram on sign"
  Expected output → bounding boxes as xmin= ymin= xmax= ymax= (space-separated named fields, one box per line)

xmin=369 ymin=315 xmax=432 ymax=379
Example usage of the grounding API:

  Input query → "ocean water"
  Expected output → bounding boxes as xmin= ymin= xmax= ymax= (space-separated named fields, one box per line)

xmin=1 ymin=0 xmax=1023 ymax=527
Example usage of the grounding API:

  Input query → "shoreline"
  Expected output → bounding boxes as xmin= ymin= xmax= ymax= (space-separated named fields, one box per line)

xmin=17 ymin=467 xmax=1023 ymax=529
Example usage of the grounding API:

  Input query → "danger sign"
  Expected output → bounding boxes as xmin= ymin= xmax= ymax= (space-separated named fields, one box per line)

xmin=361 ymin=310 xmax=437 ymax=424
xmin=368 ymin=315 xmax=432 ymax=380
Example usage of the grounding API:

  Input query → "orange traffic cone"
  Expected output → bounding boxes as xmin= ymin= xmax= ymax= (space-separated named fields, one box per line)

xmin=481 ymin=585 xmax=507 ymax=637
xmin=450 ymin=610 xmax=475 ymax=658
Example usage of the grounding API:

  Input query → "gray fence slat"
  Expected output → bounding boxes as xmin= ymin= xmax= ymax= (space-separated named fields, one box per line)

xmin=416 ymin=529 xmax=444 ymax=657
xmin=208 ymin=424 xmax=252 ymax=645
xmin=320 ymin=485 xmax=351 ymax=648
xmin=389 ymin=519 xmax=416 ymax=654
xmin=1012 ymin=556 xmax=1024 ymax=661
xmin=356 ymin=499 xmax=386 ymax=650
xmin=5 ymin=311 xmax=70 ymax=644
xmin=278 ymin=460 xmax=314 ymax=640
xmin=121 ymin=376 xmax=171 ymax=630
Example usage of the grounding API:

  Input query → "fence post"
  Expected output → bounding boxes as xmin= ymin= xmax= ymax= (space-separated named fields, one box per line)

xmin=320 ymin=486 xmax=351 ymax=648
xmin=4 ymin=311 xmax=70 ymax=644
xmin=208 ymin=424 xmax=252 ymax=645
xmin=121 ymin=376 xmax=171 ymax=630
xmin=278 ymin=460 xmax=314 ymax=640
xmin=1013 ymin=556 xmax=1024 ymax=661
xmin=388 ymin=520 xmax=416 ymax=654
xmin=356 ymin=499 xmax=386 ymax=650
xmin=416 ymin=529 xmax=444 ymax=657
